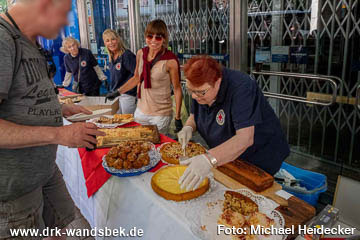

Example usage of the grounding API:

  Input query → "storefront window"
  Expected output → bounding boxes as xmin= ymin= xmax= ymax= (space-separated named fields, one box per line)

xmin=139 ymin=0 xmax=230 ymax=65
xmin=248 ymin=0 xmax=360 ymax=205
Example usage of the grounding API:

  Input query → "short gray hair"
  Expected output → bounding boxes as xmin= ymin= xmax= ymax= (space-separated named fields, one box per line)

xmin=60 ymin=37 xmax=80 ymax=54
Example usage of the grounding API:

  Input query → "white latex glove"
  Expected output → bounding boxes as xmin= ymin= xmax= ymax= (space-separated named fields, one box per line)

xmin=177 ymin=126 xmax=193 ymax=149
xmin=178 ymin=154 xmax=212 ymax=191
xmin=94 ymin=65 xmax=107 ymax=81
xmin=63 ymin=72 xmax=72 ymax=87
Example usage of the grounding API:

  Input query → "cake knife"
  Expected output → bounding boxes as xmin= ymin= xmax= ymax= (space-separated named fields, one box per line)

xmin=179 ymin=144 xmax=188 ymax=164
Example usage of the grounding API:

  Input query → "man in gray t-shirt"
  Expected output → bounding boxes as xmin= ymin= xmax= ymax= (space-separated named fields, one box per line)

xmin=0 ymin=0 xmax=105 ymax=238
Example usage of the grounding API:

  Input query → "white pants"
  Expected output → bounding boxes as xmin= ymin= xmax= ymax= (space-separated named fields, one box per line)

xmin=117 ymin=94 xmax=136 ymax=114
xmin=134 ymin=108 xmax=172 ymax=134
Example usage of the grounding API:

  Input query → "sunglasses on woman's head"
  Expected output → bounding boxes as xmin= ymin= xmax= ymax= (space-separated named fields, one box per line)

xmin=146 ymin=34 xmax=163 ymax=41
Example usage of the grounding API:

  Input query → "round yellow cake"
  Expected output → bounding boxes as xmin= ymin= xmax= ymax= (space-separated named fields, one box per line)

xmin=151 ymin=165 xmax=210 ymax=201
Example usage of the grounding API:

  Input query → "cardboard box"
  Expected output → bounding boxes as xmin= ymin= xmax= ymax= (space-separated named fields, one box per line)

xmin=77 ymin=97 xmax=119 ymax=115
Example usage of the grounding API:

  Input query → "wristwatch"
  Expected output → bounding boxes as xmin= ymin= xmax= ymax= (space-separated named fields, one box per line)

xmin=205 ymin=152 xmax=218 ymax=168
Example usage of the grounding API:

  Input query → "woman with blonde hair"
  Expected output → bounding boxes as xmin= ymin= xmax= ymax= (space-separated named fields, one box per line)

xmin=105 ymin=19 xmax=183 ymax=134
xmin=103 ymin=29 xmax=137 ymax=114
xmin=61 ymin=36 xmax=107 ymax=95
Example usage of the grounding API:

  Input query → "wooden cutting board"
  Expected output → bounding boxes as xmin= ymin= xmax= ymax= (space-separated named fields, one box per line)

xmin=212 ymin=168 xmax=316 ymax=230
xmin=276 ymin=196 xmax=316 ymax=231
xmin=212 ymin=168 xmax=288 ymax=206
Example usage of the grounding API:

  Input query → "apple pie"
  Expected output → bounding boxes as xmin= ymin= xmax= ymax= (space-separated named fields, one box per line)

xmin=218 ymin=209 xmax=246 ymax=228
xmin=223 ymin=191 xmax=258 ymax=216
xmin=247 ymin=212 xmax=275 ymax=230
xmin=159 ymin=142 xmax=206 ymax=164
xmin=217 ymin=191 xmax=277 ymax=240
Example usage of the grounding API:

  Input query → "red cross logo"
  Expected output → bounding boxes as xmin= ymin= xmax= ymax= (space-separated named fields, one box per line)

xmin=216 ymin=109 xmax=225 ymax=126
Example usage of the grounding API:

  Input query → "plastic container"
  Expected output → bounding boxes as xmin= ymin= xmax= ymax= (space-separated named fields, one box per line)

xmin=278 ymin=162 xmax=327 ymax=206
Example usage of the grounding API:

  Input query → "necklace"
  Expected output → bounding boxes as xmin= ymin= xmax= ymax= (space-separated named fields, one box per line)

xmin=5 ymin=10 xmax=20 ymax=30
xmin=149 ymin=47 xmax=164 ymax=60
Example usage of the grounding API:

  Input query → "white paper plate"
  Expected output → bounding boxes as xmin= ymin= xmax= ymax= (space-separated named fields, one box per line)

xmin=66 ymin=109 xmax=110 ymax=122
xmin=88 ymin=115 xmax=134 ymax=128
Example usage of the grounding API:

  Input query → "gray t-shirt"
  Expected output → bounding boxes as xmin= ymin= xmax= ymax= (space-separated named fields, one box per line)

xmin=0 ymin=18 xmax=63 ymax=201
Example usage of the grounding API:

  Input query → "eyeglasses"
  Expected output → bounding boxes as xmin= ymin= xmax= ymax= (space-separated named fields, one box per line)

xmin=186 ymin=86 xmax=211 ymax=97
xmin=146 ymin=34 xmax=163 ymax=41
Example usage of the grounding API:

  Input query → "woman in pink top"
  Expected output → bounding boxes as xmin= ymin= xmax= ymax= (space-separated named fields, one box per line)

xmin=107 ymin=19 xmax=183 ymax=134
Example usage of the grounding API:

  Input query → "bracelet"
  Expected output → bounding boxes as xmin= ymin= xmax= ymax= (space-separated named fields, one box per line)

xmin=205 ymin=152 xmax=218 ymax=168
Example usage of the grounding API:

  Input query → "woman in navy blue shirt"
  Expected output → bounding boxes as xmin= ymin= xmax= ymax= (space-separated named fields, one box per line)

xmin=177 ymin=55 xmax=290 ymax=191
xmin=61 ymin=37 xmax=107 ymax=95
xmin=102 ymin=29 xmax=137 ymax=114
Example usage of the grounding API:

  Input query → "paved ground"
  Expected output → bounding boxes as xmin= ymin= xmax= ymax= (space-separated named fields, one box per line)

xmin=65 ymin=208 xmax=94 ymax=240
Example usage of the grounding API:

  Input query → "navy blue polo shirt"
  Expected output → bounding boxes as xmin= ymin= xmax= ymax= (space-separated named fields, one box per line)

xmin=109 ymin=49 xmax=137 ymax=97
xmin=64 ymin=48 xmax=100 ymax=94
xmin=191 ymin=68 xmax=290 ymax=175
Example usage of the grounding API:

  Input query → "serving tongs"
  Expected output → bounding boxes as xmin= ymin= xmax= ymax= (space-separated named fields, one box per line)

xmin=274 ymin=177 xmax=302 ymax=186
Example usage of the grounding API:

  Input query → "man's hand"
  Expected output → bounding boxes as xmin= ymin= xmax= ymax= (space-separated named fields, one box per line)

xmin=105 ymin=90 xmax=120 ymax=102
xmin=178 ymin=154 xmax=213 ymax=191
xmin=56 ymin=122 xmax=106 ymax=149
xmin=62 ymin=104 xmax=92 ymax=117
xmin=174 ymin=118 xmax=183 ymax=133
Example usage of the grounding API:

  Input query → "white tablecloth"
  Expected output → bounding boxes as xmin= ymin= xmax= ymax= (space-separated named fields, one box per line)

xmin=56 ymin=144 xmax=224 ymax=240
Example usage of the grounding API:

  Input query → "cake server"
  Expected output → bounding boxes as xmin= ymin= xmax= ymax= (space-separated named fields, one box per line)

xmin=179 ymin=156 xmax=190 ymax=165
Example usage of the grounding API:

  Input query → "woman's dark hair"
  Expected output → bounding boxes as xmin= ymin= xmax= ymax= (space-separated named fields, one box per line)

xmin=144 ymin=19 xmax=169 ymax=47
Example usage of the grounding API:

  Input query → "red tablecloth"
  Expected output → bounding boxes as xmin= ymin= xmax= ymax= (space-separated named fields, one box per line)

xmin=58 ymin=88 xmax=78 ymax=97
xmin=78 ymin=122 xmax=174 ymax=197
